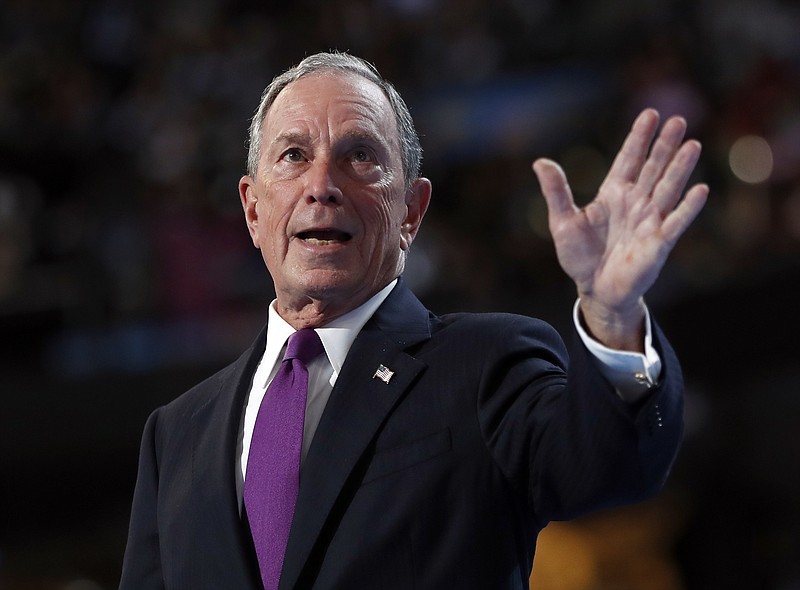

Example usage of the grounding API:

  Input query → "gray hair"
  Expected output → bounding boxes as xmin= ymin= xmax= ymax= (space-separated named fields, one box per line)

xmin=246 ymin=52 xmax=423 ymax=188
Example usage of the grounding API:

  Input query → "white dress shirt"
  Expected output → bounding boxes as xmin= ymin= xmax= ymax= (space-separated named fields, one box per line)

xmin=573 ymin=299 xmax=661 ymax=402
xmin=236 ymin=280 xmax=398 ymax=509
xmin=236 ymin=280 xmax=661 ymax=507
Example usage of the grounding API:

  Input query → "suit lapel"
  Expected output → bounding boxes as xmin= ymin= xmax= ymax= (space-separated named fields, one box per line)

xmin=279 ymin=281 xmax=431 ymax=590
xmin=189 ymin=326 xmax=267 ymax=588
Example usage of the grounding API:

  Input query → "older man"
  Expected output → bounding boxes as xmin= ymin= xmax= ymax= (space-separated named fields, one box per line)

xmin=120 ymin=52 xmax=707 ymax=590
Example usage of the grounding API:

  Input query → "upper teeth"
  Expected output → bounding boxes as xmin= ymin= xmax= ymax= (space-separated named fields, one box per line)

xmin=304 ymin=237 xmax=337 ymax=245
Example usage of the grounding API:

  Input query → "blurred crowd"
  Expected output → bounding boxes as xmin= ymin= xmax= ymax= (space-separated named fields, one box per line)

xmin=1 ymin=0 xmax=799 ymax=588
xmin=2 ymin=0 xmax=799 ymax=374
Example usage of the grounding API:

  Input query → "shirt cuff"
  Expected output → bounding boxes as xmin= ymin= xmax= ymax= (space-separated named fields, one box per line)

xmin=572 ymin=299 xmax=662 ymax=403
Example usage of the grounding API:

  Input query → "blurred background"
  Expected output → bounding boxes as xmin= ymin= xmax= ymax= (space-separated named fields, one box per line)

xmin=1 ymin=0 xmax=799 ymax=588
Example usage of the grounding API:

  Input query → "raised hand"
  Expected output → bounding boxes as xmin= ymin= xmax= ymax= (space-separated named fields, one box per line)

xmin=532 ymin=109 xmax=708 ymax=351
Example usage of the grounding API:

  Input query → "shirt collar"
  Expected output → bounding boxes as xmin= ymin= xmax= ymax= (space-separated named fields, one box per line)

xmin=261 ymin=279 xmax=398 ymax=384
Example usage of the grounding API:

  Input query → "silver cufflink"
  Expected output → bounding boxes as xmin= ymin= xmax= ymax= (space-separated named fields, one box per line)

xmin=634 ymin=372 xmax=654 ymax=388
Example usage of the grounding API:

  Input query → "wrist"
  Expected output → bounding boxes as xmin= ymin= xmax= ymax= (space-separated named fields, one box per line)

xmin=577 ymin=295 xmax=647 ymax=352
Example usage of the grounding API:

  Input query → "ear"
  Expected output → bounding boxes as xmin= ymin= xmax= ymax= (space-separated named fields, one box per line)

xmin=239 ymin=175 xmax=260 ymax=248
xmin=400 ymin=177 xmax=432 ymax=251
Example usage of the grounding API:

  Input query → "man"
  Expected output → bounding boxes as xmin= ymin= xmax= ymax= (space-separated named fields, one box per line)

xmin=120 ymin=52 xmax=708 ymax=589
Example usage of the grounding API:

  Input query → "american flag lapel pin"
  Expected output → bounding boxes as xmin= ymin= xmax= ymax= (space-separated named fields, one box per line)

xmin=373 ymin=364 xmax=394 ymax=384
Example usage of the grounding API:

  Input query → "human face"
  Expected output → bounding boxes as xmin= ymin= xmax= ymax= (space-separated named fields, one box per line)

xmin=239 ymin=72 xmax=431 ymax=325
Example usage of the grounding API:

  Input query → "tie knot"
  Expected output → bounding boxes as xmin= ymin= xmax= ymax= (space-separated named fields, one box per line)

xmin=284 ymin=328 xmax=324 ymax=365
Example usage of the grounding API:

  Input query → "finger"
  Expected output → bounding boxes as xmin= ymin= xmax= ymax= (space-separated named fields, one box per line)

xmin=602 ymin=109 xmax=660 ymax=188
xmin=661 ymin=182 xmax=709 ymax=245
xmin=532 ymin=158 xmax=577 ymax=222
xmin=652 ymin=139 xmax=703 ymax=213
xmin=635 ymin=116 xmax=688 ymax=197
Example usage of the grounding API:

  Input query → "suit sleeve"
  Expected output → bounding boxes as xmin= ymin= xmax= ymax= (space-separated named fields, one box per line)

xmin=477 ymin=314 xmax=683 ymax=527
xmin=119 ymin=409 xmax=165 ymax=590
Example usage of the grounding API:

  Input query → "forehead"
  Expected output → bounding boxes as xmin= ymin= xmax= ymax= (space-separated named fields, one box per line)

xmin=262 ymin=71 xmax=399 ymax=144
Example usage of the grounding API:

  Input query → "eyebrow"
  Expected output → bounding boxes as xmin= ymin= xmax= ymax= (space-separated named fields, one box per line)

xmin=339 ymin=129 xmax=385 ymax=146
xmin=269 ymin=129 xmax=389 ymax=152
xmin=268 ymin=131 xmax=310 ymax=151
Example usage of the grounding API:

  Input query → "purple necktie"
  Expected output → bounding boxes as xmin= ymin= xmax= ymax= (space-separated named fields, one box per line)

xmin=245 ymin=328 xmax=324 ymax=590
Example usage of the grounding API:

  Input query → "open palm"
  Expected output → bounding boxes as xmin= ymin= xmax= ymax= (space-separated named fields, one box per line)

xmin=533 ymin=109 xmax=708 ymax=348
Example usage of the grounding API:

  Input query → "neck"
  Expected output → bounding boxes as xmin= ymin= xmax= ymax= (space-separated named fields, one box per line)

xmin=274 ymin=299 xmax=349 ymax=330
xmin=274 ymin=284 xmax=392 ymax=330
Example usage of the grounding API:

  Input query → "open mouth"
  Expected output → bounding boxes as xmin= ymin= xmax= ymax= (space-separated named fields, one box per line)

xmin=296 ymin=229 xmax=352 ymax=245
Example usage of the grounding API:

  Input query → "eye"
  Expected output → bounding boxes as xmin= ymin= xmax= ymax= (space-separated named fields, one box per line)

xmin=350 ymin=148 xmax=373 ymax=163
xmin=282 ymin=148 xmax=305 ymax=162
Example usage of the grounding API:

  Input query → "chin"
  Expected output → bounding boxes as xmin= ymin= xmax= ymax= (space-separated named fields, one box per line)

xmin=292 ymin=271 xmax=366 ymax=300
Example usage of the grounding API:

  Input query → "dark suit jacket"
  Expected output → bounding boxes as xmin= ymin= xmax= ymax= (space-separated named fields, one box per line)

xmin=120 ymin=280 xmax=683 ymax=589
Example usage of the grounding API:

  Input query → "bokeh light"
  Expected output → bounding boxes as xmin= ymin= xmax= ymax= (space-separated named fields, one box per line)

xmin=729 ymin=135 xmax=773 ymax=184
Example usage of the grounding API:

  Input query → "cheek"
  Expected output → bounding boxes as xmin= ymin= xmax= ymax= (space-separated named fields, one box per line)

xmin=257 ymin=187 xmax=294 ymax=237
xmin=252 ymin=207 xmax=285 ymax=268
xmin=373 ymin=207 xmax=407 ymax=257
xmin=363 ymin=195 xmax=403 ymax=241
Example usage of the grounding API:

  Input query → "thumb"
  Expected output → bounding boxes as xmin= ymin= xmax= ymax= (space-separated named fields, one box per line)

xmin=532 ymin=158 xmax=576 ymax=221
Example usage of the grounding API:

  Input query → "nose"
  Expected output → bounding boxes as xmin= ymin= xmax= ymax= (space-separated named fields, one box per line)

xmin=304 ymin=158 xmax=343 ymax=205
